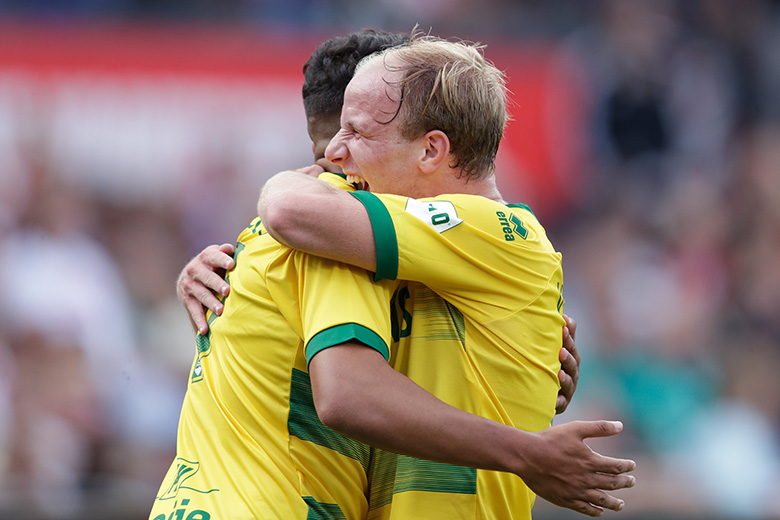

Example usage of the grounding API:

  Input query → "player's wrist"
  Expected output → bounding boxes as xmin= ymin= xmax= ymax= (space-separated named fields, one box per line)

xmin=504 ymin=428 xmax=539 ymax=477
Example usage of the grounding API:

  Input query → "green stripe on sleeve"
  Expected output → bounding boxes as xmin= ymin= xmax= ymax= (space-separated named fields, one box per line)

xmin=506 ymin=202 xmax=535 ymax=216
xmin=349 ymin=191 xmax=399 ymax=281
xmin=306 ymin=323 xmax=389 ymax=367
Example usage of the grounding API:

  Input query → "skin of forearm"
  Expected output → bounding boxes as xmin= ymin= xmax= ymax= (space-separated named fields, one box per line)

xmin=309 ymin=342 xmax=532 ymax=474
xmin=258 ymin=171 xmax=377 ymax=271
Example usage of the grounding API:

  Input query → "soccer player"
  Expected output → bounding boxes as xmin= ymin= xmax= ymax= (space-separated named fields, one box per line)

xmin=257 ymin=35 xmax=634 ymax=519
xmin=165 ymin=30 xmax=635 ymax=520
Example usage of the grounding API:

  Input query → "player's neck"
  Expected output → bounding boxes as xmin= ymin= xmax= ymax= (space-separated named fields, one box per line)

xmin=432 ymin=173 xmax=505 ymax=203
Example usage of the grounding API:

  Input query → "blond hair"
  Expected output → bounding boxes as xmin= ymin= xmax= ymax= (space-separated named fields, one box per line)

xmin=359 ymin=34 xmax=508 ymax=180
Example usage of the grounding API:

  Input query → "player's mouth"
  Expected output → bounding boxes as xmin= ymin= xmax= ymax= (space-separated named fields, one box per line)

xmin=346 ymin=174 xmax=370 ymax=192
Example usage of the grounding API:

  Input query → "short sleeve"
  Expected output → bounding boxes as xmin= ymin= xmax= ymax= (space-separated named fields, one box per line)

xmin=296 ymin=252 xmax=397 ymax=367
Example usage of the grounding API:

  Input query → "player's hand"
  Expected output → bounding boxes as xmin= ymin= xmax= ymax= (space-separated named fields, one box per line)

xmin=296 ymin=164 xmax=326 ymax=177
xmin=177 ymin=243 xmax=235 ymax=335
xmin=556 ymin=314 xmax=580 ymax=414
xmin=518 ymin=420 xmax=636 ymax=517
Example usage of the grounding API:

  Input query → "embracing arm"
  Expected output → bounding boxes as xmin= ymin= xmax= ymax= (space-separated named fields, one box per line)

xmin=258 ymin=170 xmax=377 ymax=271
xmin=310 ymin=343 xmax=635 ymax=517
xmin=261 ymin=171 xmax=582 ymax=415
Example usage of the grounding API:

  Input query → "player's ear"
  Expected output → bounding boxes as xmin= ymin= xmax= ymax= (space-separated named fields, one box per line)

xmin=419 ymin=130 xmax=450 ymax=174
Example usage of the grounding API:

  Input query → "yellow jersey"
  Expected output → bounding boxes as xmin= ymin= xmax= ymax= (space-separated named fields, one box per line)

xmin=150 ymin=211 xmax=396 ymax=520
xmin=352 ymin=191 xmax=565 ymax=520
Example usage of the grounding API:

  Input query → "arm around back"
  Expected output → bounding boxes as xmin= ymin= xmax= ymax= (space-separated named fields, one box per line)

xmin=258 ymin=171 xmax=377 ymax=271
xmin=308 ymin=342 xmax=636 ymax=517
xmin=309 ymin=342 xmax=520 ymax=471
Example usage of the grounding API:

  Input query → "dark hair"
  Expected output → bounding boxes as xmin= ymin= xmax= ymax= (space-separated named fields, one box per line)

xmin=302 ymin=29 xmax=409 ymax=120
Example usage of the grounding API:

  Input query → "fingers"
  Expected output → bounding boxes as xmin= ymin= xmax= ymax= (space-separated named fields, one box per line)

xmin=555 ymin=364 xmax=574 ymax=414
xmin=562 ymin=315 xmax=581 ymax=366
xmin=591 ymin=454 xmax=637 ymax=475
xmin=189 ymin=244 xmax=234 ymax=296
xmin=563 ymin=479 xmax=634 ymax=516
xmin=556 ymin=330 xmax=579 ymax=414
xmin=577 ymin=419 xmax=624 ymax=439
xmin=570 ymin=500 xmax=606 ymax=517
xmin=177 ymin=244 xmax=235 ymax=334
xmin=564 ymin=313 xmax=577 ymax=338
xmin=584 ymin=485 xmax=632 ymax=512
xmin=217 ymin=242 xmax=236 ymax=257
xmin=555 ymin=394 xmax=569 ymax=415
xmin=559 ymin=347 xmax=577 ymax=389
xmin=536 ymin=418 xmax=635 ymax=516
xmin=190 ymin=280 xmax=226 ymax=315
xmin=178 ymin=272 xmax=222 ymax=335
xmin=582 ymin=492 xmax=623 ymax=514
xmin=546 ymin=475 xmax=634 ymax=517
xmin=195 ymin=269 xmax=231 ymax=299
xmin=590 ymin=472 xmax=636 ymax=491
xmin=571 ymin=420 xmax=638 ymax=473
xmin=183 ymin=297 xmax=210 ymax=336
xmin=567 ymin=461 xmax=635 ymax=517
xmin=203 ymin=244 xmax=235 ymax=273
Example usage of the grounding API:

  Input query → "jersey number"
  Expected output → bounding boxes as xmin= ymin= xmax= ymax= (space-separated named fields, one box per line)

xmin=390 ymin=285 xmax=412 ymax=342
xmin=405 ymin=199 xmax=463 ymax=233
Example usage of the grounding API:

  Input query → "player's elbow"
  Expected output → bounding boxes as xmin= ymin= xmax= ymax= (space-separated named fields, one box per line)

xmin=313 ymin=387 xmax=361 ymax=435
xmin=260 ymin=193 xmax=325 ymax=253
xmin=315 ymin=401 xmax=348 ymax=433
xmin=259 ymin=195 xmax=298 ymax=245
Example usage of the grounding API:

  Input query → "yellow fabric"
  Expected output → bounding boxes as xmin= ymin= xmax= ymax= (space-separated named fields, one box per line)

xmin=150 ymin=213 xmax=395 ymax=520
xmin=356 ymin=193 xmax=565 ymax=520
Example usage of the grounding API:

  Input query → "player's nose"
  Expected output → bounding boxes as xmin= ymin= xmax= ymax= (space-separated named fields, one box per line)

xmin=325 ymin=132 xmax=348 ymax=165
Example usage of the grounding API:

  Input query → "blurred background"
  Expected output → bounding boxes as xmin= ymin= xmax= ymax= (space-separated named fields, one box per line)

xmin=0 ymin=0 xmax=779 ymax=518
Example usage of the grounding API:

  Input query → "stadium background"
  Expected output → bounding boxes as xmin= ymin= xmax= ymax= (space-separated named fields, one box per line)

xmin=0 ymin=0 xmax=778 ymax=518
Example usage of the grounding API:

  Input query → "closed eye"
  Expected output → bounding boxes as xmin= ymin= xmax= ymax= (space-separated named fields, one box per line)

xmin=346 ymin=124 xmax=361 ymax=138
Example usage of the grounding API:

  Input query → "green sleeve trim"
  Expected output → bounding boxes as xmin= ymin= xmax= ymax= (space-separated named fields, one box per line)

xmin=507 ymin=202 xmax=535 ymax=217
xmin=306 ymin=323 xmax=389 ymax=368
xmin=349 ymin=191 xmax=399 ymax=281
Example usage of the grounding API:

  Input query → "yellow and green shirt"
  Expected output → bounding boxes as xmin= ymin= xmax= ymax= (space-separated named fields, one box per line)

xmin=149 ymin=209 xmax=397 ymax=520
xmin=352 ymin=191 xmax=565 ymax=520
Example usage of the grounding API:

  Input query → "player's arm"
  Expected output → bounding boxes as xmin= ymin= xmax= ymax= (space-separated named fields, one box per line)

xmin=176 ymin=243 xmax=235 ymax=334
xmin=260 ymin=170 xmax=582 ymax=414
xmin=309 ymin=343 xmax=635 ymax=517
xmin=258 ymin=170 xmax=377 ymax=271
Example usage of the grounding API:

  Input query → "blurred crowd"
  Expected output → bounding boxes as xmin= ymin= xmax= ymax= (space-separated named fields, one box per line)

xmin=0 ymin=0 xmax=779 ymax=519
xmin=546 ymin=1 xmax=780 ymax=517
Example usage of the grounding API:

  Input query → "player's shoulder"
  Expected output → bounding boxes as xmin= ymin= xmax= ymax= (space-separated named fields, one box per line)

xmin=237 ymin=217 xmax=268 ymax=242
xmin=427 ymin=194 xmax=538 ymax=223
xmin=365 ymin=192 xmax=548 ymax=242
xmin=236 ymin=217 xmax=292 ymax=260
xmin=437 ymin=195 xmax=548 ymax=244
